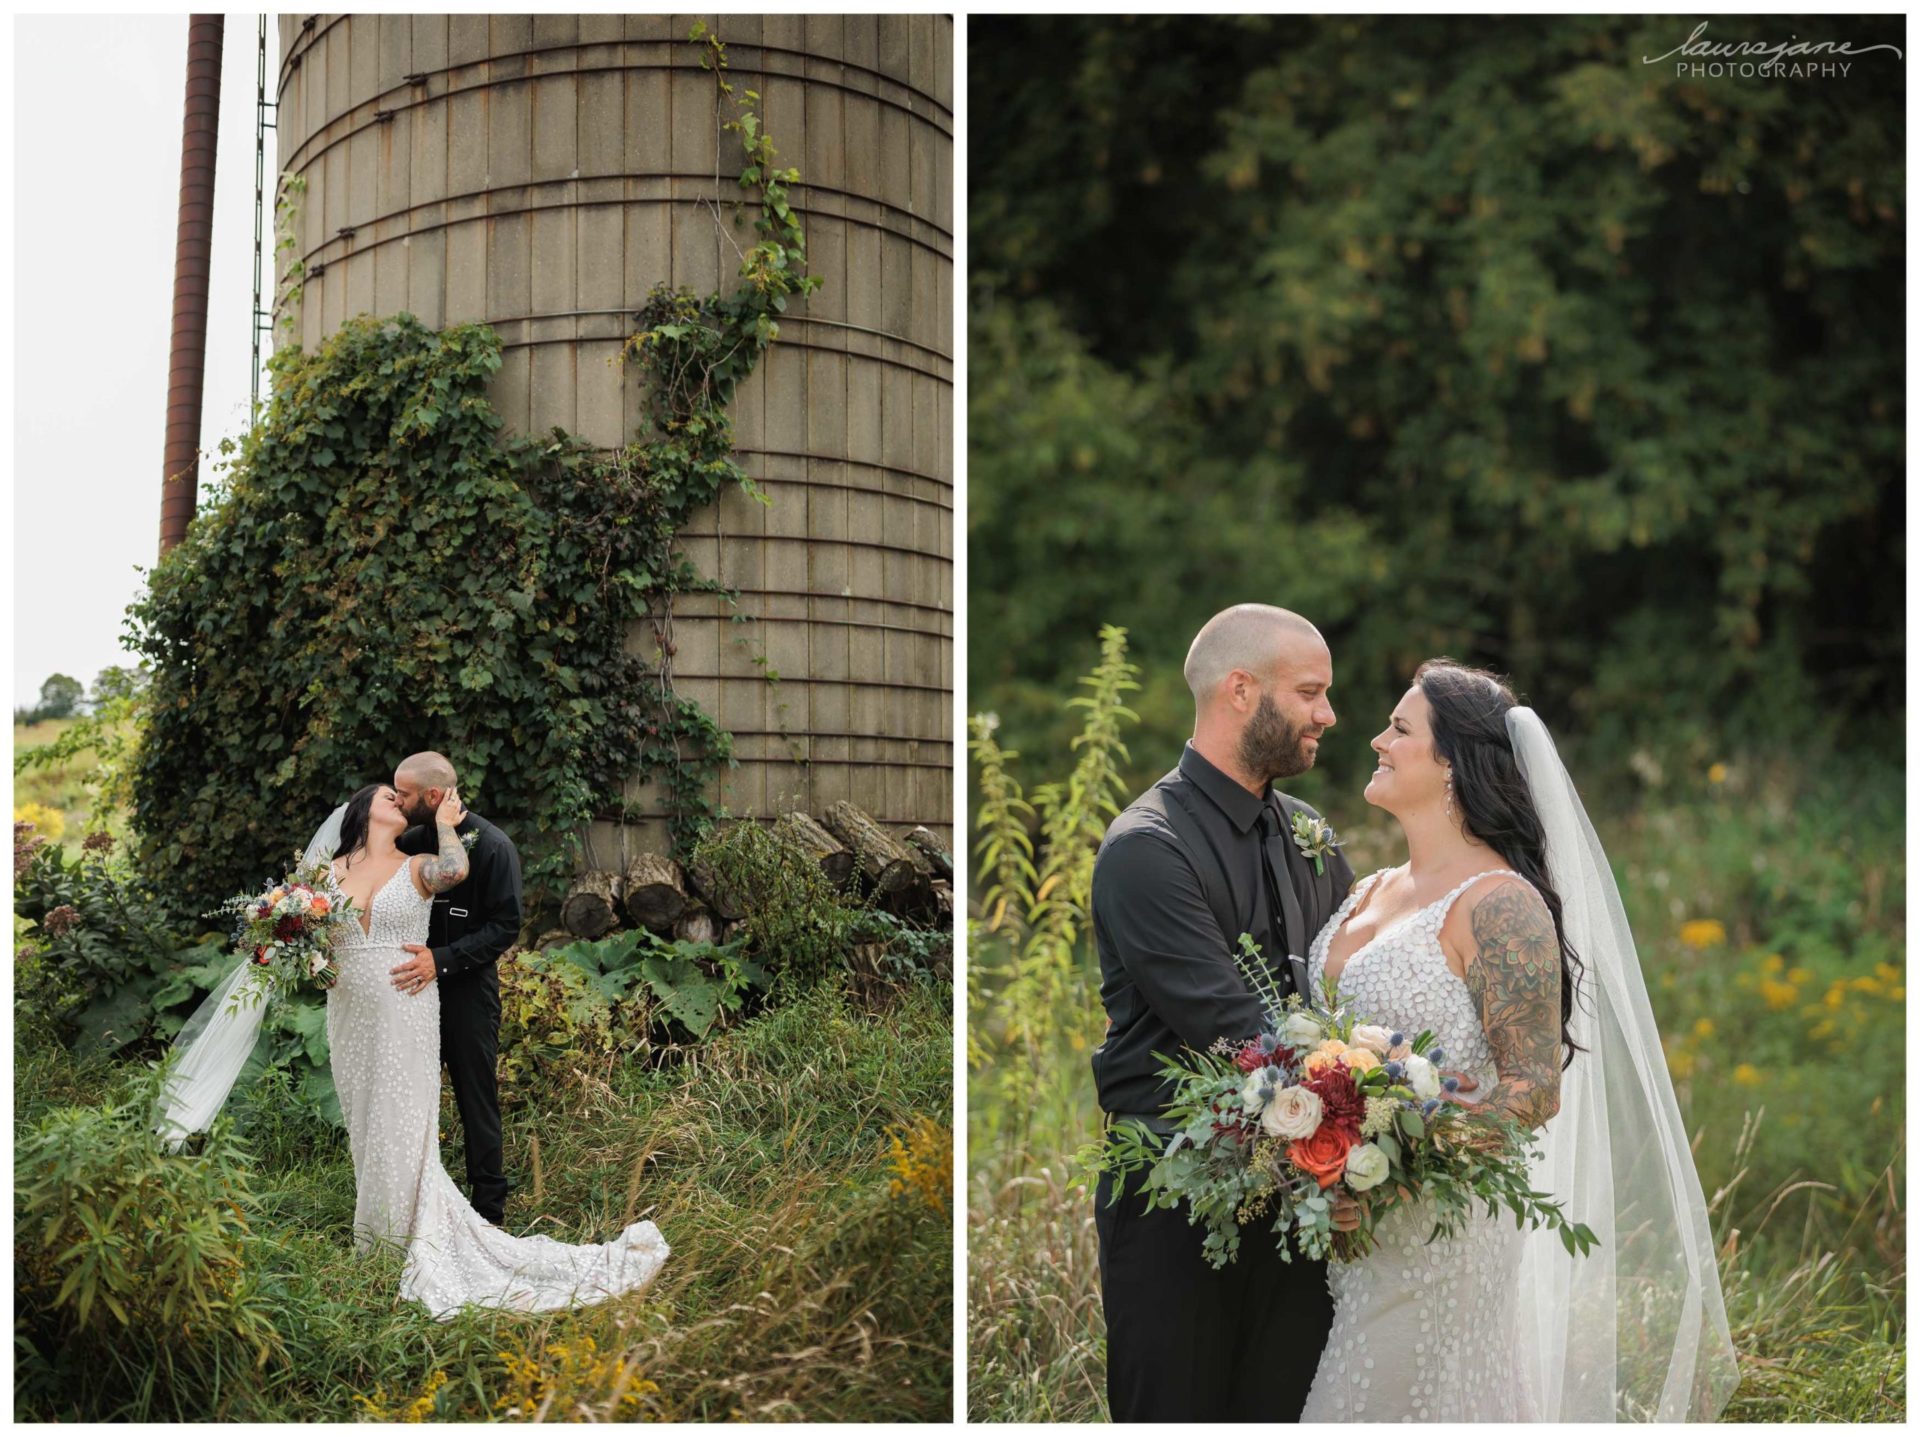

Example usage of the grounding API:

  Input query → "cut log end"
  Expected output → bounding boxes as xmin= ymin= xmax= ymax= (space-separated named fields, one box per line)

xmin=560 ymin=870 xmax=623 ymax=939
xmin=623 ymin=853 xmax=689 ymax=933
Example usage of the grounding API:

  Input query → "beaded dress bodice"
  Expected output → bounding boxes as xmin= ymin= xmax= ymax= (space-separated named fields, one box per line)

xmin=330 ymin=858 xmax=432 ymax=952
xmin=1307 ymin=867 xmax=1513 ymax=1089
xmin=1299 ymin=866 xmax=1538 ymax=1422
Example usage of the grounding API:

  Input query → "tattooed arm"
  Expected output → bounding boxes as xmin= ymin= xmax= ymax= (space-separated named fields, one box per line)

xmin=412 ymin=790 xmax=470 ymax=895
xmin=1457 ymin=878 xmax=1562 ymax=1130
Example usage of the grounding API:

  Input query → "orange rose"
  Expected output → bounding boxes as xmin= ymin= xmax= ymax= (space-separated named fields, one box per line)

xmin=309 ymin=895 xmax=331 ymax=915
xmin=1288 ymin=1125 xmax=1356 ymax=1189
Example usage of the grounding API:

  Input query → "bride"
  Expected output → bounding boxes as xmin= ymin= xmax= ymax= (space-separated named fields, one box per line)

xmin=158 ymin=782 xmax=668 ymax=1320
xmin=1299 ymin=661 xmax=1737 ymax=1422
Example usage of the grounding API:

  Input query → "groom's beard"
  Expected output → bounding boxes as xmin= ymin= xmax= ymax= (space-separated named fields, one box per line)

xmin=1240 ymin=695 xmax=1318 ymax=781
xmin=399 ymin=796 xmax=436 ymax=827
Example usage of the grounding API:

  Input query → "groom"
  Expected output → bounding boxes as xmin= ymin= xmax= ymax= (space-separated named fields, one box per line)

xmin=1090 ymin=605 xmax=1355 ymax=1422
xmin=387 ymin=750 xmax=523 ymax=1225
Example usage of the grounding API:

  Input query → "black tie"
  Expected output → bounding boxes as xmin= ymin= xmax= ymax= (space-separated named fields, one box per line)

xmin=1254 ymin=807 xmax=1293 ymax=992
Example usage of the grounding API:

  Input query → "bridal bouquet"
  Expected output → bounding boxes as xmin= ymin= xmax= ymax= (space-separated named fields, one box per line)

xmin=1097 ymin=936 xmax=1597 ymax=1268
xmin=212 ymin=854 xmax=355 ymax=1007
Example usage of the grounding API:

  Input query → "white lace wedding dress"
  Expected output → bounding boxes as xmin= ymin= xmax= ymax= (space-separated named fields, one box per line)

xmin=1299 ymin=867 xmax=1537 ymax=1422
xmin=327 ymin=859 xmax=669 ymax=1319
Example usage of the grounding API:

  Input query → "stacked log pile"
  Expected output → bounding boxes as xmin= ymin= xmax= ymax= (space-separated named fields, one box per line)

xmin=559 ymin=804 xmax=953 ymax=940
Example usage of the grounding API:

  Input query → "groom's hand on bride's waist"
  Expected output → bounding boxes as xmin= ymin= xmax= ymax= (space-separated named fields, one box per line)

xmin=391 ymin=944 xmax=438 ymax=995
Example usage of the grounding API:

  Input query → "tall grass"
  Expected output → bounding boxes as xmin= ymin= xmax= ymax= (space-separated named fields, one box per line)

xmin=966 ymin=645 xmax=1905 ymax=1422
xmin=15 ymin=979 xmax=953 ymax=1421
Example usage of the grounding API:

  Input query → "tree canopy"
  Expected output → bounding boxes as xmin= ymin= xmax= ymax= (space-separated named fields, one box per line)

xmin=969 ymin=15 xmax=1904 ymax=796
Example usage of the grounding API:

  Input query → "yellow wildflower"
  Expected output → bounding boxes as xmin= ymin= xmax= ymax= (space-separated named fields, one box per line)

xmin=1691 ymin=1018 xmax=1715 ymax=1039
xmin=1760 ymin=953 xmax=1785 ymax=975
xmin=1667 ymin=1048 xmax=1696 ymax=1080
xmin=1758 ymin=978 xmax=1799 ymax=1012
xmin=885 ymin=1114 xmax=952 ymax=1217
xmin=1679 ymin=920 xmax=1726 ymax=949
xmin=1707 ymin=763 xmax=1727 ymax=785
xmin=1874 ymin=962 xmax=1901 ymax=984
xmin=1731 ymin=1063 xmax=1763 ymax=1086
xmin=13 ymin=802 xmax=65 ymax=841
xmin=1787 ymin=966 xmax=1812 ymax=984
xmin=354 ymin=1369 xmax=448 ymax=1422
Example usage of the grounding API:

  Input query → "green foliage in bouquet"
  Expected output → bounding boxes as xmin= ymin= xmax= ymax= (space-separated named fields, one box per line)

xmin=128 ymin=25 xmax=820 ymax=916
xmin=1092 ymin=947 xmax=1598 ymax=1269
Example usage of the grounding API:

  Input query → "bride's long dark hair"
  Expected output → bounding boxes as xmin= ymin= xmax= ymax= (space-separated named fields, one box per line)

xmin=333 ymin=784 xmax=387 ymax=867
xmin=1415 ymin=659 xmax=1585 ymax=1068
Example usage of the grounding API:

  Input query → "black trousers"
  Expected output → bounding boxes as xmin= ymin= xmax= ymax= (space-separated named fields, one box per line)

xmin=1095 ymin=1166 xmax=1334 ymax=1421
xmin=439 ymin=972 xmax=509 ymax=1223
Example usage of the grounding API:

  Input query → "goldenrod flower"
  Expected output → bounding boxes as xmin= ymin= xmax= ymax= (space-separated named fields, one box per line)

xmin=1731 ymin=1063 xmax=1763 ymax=1086
xmin=1679 ymin=920 xmax=1727 ymax=949
xmin=885 ymin=1115 xmax=952 ymax=1217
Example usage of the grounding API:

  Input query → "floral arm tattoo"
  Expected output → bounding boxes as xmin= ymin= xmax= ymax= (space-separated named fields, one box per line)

xmin=417 ymin=820 xmax=471 ymax=894
xmin=1462 ymin=879 xmax=1563 ymax=1129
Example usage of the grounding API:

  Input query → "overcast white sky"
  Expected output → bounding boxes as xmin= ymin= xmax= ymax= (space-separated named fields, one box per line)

xmin=13 ymin=15 xmax=278 ymax=703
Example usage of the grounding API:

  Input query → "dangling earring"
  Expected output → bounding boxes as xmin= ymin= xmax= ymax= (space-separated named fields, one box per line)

xmin=1443 ymin=767 xmax=1457 ymax=822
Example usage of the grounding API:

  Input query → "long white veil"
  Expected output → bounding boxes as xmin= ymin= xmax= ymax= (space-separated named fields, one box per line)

xmin=1508 ymin=707 xmax=1739 ymax=1420
xmin=154 ymin=804 xmax=349 ymax=1149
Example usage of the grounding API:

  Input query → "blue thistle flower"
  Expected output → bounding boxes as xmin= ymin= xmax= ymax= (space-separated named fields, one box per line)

xmin=1385 ymin=1061 xmax=1404 ymax=1080
xmin=1389 ymin=1031 xmax=1405 ymax=1048
xmin=1429 ymin=1046 xmax=1446 ymax=1064
xmin=1422 ymin=1099 xmax=1439 ymax=1117
xmin=1443 ymin=1076 xmax=1460 ymax=1093
xmin=1258 ymin=1032 xmax=1280 ymax=1054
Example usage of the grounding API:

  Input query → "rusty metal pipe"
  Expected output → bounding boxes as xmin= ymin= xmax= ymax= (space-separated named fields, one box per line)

xmin=159 ymin=14 xmax=224 ymax=557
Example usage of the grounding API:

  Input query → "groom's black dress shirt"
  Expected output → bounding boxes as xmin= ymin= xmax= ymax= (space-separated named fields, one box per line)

xmin=397 ymin=812 xmax=523 ymax=982
xmin=397 ymin=810 xmax=521 ymax=1223
xmin=1091 ymin=744 xmax=1354 ymax=1123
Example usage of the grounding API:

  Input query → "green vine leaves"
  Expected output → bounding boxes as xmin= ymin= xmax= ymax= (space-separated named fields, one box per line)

xmin=129 ymin=25 xmax=821 ymax=912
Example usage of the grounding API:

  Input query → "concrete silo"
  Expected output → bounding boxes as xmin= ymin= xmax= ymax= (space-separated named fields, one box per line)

xmin=273 ymin=14 xmax=953 ymax=856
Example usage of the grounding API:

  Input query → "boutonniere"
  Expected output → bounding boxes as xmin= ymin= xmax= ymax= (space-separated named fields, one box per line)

xmin=1289 ymin=811 xmax=1338 ymax=876
xmin=460 ymin=830 xmax=480 ymax=852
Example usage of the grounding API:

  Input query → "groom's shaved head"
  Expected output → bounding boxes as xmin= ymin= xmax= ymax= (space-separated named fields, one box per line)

xmin=1185 ymin=605 xmax=1324 ymax=703
xmin=396 ymin=751 xmax=457 ymax=789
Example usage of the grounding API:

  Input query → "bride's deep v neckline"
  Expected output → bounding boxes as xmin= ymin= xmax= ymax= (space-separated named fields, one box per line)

xmin=337 ymin=858 xmax=413 ymax=938
xmin=1321 ymin=866 xmax=1514 ymax=988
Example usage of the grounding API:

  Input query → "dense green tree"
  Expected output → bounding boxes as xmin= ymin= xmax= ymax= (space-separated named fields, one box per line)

xmin=970 ymin=15 xmax=1903 ymax=794
xmin=31 ymin=674 xmax=84 ymax=722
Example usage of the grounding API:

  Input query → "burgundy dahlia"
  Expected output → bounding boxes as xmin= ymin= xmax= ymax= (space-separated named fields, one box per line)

xmin=1303 ymin=1063 xmax=1365 ymax=1139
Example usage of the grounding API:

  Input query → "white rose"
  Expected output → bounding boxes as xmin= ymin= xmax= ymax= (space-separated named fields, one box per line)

xmin=1343 ymin=1141 xmax=1390 ymax=1192
xmin=1351 ymin=1024 xmax=1394 ymax=1057
xmin=1283 ymin=1012 xmax=1325 ymax=1048
xmin=1259 ymin=1084 xmax=1323 ymax=1141
xmin=1402 ymin=1053 xmax=1442 ymax=1101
